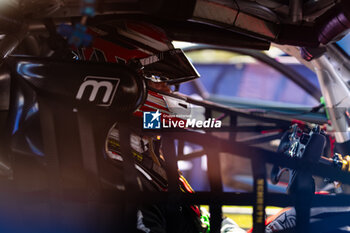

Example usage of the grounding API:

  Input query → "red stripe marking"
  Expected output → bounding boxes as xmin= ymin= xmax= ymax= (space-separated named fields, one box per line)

xmin=144 ymin=101 xmax=168 ymax=111
xmin=190 ymin=205 xmax=201 ymax=217
xmin=148 ymin=90 xmax=165 ymax=99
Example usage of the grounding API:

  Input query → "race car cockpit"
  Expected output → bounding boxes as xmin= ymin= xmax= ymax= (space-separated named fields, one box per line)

xmin=1 ymin=1 xmax=350 ymax=233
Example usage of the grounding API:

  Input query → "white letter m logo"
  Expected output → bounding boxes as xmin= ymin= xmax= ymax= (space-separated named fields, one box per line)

xmin=76 ymin=76 xmax=120 ymax=106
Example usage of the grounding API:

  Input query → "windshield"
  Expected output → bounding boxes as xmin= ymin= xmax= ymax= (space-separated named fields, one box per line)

xmin=337 ymin=33 xmax=350 ymax=56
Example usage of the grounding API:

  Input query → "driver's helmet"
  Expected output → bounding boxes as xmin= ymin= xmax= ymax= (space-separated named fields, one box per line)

xmin=75 ymin=20 xmax=200 ymax=192
xmin=74 ymin=20 xmax=199 ymax=84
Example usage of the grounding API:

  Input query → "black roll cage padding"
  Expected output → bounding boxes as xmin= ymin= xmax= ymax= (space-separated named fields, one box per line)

xmin=34 ymin=97 xmax=141 ymax=232
xmin=251 ymin=156 xmax=267 ymax=232
xmin=205 ymin=137 xmax=225 ymax=232
xmin=162 ymin=135 xmax=182 ymax=232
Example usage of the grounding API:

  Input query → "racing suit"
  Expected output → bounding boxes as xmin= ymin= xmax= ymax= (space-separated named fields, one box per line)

xmin=106 ymin=126 xmax=206 ymax=233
